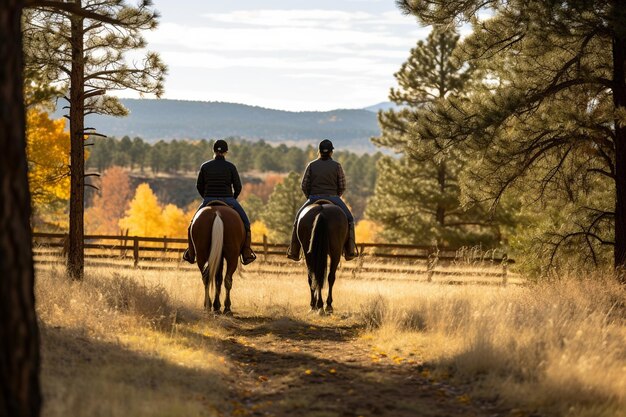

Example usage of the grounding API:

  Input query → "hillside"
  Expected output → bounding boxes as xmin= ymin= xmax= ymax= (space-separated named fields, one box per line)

xmin=58 ymin=99 xmax=382 ymax=151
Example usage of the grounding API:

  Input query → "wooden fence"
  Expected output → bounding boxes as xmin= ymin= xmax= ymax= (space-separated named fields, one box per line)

xmin=32 ymin=232 xmax=517 ymax=284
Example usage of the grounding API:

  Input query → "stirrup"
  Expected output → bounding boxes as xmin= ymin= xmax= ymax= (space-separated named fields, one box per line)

xmin=182 ymin=248 xmax=195 ymax=264
xmin=343 ymin=243 xmax=358 ymax=261
xmin=241 ymin=251 xmax=256 ymax=265
xmin=287 ymin=251 xmax=301 ymax=261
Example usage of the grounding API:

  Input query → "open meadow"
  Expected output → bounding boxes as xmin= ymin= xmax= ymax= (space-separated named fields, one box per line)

xmin=36 ymin=260 xmax=626 ymax=417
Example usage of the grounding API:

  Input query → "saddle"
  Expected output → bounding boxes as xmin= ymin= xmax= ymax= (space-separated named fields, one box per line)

xmin=312 ymin=199 xmax=334 ymax=206
xmin=204 ymin=200 xmax=230 ymax=207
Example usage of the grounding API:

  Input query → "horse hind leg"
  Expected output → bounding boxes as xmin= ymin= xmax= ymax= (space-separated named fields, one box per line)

xmin=307 ymin=270 xmax=317 ymax=313
xmin=200 ymin=263 xmax=211 ymax=311
xmin=223 ymin=257 xmax=238 ymax=316
xmin=316 ymin=287 xmax=324 ymax=314
xmin=212 ymin=259 xmax=224 ymax=314
xmin=325 ymin=256 xmax=340 ymax=315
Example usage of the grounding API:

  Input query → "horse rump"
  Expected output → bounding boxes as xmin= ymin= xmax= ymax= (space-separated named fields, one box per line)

xmin=307 ymin=211 xmax=328 ymax=291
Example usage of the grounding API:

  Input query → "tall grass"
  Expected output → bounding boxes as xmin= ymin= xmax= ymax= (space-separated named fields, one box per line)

xmin=36 ymin=265 xmax=229 ymax=417
xmin=36 ymin=262 xmax=626 ymax=417
xmin=358 ymin=275 xmax=626 ymax=417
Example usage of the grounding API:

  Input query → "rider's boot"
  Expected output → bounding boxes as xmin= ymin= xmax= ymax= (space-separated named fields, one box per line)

xmin=343 ymin=222 xmax=358 ymax=261
xmin=182 ymin=225 xmax=195 ymax=263
xmin=286 ymin=222 xmax=301 ymax=261
xmin=241 ymin=229 xmax=257 ymax=265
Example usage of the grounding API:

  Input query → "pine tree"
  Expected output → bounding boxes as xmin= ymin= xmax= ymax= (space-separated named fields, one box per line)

xmin=398 ymin=0 xmax=626 ymax=279
xmin=23 ymin=0 xmax=166 ymax=279
xmin=0 ymin=1 xmax=40 ymax=414
xmin=241 ymin=194 xmax=265 ymax=223
xmin=367 ymin=26 xmax=501 ymax=246
xmin=262 ymin=172 xmax=303 ymax=243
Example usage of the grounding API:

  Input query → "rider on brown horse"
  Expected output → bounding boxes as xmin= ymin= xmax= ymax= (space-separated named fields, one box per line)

xmin=287 ymin=139 xmax=358 ymax=262
xmin=183 ymin=139 xmax=256 ymax=265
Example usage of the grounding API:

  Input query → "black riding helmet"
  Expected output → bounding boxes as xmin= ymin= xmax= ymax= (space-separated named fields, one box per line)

xmin=214 ymin=139 xmax=228 ymax=153
xmin=319 ymin=139 xmax=334 ymax=154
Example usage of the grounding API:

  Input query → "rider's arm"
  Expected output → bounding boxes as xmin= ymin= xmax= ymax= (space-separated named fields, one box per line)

xmin=337 ymin=163 xmax=346 ymax=197
xmin=301 ymin=164 xmax=312 ymax=197
xmin=196 ymin=166 xmax=205 ymax=197
xmin=231 ymin=164 xmax=242 ymax=199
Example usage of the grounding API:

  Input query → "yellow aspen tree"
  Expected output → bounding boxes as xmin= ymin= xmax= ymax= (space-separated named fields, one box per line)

xmin=161 ymin=204 xmax=187 ymax=238
xmin=119 ymin=183 xmax=163 ymax=237
xmin=250 ymin=220 xmax=269 ymax=243
xmin=25 ymin=108 xmax=70 ymax=207
xmin=355 ymin=219 xmax=382 ymax=243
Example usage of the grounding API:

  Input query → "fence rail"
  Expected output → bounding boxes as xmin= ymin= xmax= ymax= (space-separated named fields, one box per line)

xmin=33 ymin=232 xmax=516 ymax=284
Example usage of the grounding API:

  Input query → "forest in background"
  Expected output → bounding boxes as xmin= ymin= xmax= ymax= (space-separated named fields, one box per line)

xmin=33 ymin=134 xmax=383 ymax=245
xmin=21 ymin=0 xmax=625 ymax=278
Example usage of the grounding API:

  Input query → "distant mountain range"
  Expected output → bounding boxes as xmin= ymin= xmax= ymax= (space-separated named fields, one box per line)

xmin=54 ymin=99 xmax=400 ymax=152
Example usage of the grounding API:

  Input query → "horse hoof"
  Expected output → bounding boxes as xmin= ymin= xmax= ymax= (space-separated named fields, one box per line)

xmin=318 ymin=308 xmax=326 ymax=317
xmin=213 ymin=309 xmax=223 ymax=316
xmin=308 ymin=308 xmax=318 ymax=314
xmin=325 ymin=307 xmax=334 ymax=315
xmin=223 ymin=309 xmax=233 ymax=317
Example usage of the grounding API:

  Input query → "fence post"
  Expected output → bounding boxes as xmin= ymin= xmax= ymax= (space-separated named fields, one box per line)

xmin=61 ymin=233 xmax=70 ymax=257
xmin=427 ymin=247 xmax=439 ymax=282
xmin=133 ymin=236 xmax=139 ymax=268
xmin=120 ymin=229 xmax=129 ymax=259
xmin=501 ymin=254 xmax=508 ymax=286
xmin=163 ymin=235 xmax=167 ymax=258
xmin=352 ymin=251 xmax=365 ymax=280
xmin=262 ymin=234 xmax=268 ymax=262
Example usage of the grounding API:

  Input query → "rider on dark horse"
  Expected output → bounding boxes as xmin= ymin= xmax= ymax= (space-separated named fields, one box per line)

xmin=183 ymin=139 xmax=256 ymax=265
xmin=287 ymin=139 xmax=358 ymax=262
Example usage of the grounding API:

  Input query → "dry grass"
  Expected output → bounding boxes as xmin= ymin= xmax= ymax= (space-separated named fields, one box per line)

xmin=357 ymin=276 xmax=626 ymax=417
xmin=36 ymin=261 xmax=626 ymax=417
xmin=36 ymin=264 xmax=230 ymax=417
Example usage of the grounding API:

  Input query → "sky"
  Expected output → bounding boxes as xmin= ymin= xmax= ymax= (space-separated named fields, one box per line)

xmin=127 ymin=0 xmax=431 ymax=112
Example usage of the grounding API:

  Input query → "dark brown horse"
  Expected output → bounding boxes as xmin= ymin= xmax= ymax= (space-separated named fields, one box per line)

xmin=190 ymin=204 xmax=245 ymax=315
xmin=297 ymin=202 xmax=348 ymax=314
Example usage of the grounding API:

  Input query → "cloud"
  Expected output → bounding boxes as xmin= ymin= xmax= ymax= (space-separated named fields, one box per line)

xmin=201 ymin=8 xmax=418 ymax=29
xmin=147 ymin=22 xmax=420 ymax=54
xmin=141 ymin=6 xmax=430 ymax=110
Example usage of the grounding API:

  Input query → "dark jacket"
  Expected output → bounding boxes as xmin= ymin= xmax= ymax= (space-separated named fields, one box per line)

xmin=196 ymin=155 xmax=242 ymax=198
xmin=301 ymin=156 xmax=346 ymax=197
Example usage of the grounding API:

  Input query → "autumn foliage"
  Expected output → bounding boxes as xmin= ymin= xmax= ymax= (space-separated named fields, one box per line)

xmin=85 ymin=167 xmax=132 ymax=235
xmin=26 ymin=108 xmax=70 ymax=207
xmin=118 ymin=183 xmax=192 ymax=238
xmin=240 ymin=173 xmax=285 ymax=203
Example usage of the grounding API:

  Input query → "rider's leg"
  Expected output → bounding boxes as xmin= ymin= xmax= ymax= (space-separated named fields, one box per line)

xmin=327 ymin=197 xmax=357 ymax=261
xmin=182 ymin=222 xmax=195 ymax=263
xmin=227 ymin=198 xmax=256 ymax=265
xmin=287 ymin=199 xmax=314 ymax=261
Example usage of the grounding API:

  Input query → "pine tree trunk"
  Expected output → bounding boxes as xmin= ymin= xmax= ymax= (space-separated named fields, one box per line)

xmin=68 ymin=7 xmax=85 ymax=281
xmin=436 ymin=161 xmax=446 ymax=227
xmin=0 ymin=0 xmax=42 ymax=415
xmin=613 ymin=30 xmax=626 ymax=284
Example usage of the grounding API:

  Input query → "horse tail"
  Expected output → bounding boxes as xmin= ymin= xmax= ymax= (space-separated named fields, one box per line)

xmin=202 ymin=211 xmax=224 ymax=295
xmin=308 ymin=210 xmax=328 ymax=291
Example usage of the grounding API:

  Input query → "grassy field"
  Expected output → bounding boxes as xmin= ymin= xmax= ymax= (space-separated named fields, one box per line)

xmin=36 ymin=261 xmax=626 ymax=417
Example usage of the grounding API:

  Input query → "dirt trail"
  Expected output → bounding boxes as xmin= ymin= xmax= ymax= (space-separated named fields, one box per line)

xmin=207 ymin=313 xmax=505 ymax=417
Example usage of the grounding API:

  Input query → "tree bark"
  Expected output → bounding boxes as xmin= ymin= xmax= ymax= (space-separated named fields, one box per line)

xmin=613 ymin=30 xmax=626 ymax=283
xmin=0 ymin=0 xmax=42 ymax=415
xmin=68 ymin=3 xmax=85 ymax=280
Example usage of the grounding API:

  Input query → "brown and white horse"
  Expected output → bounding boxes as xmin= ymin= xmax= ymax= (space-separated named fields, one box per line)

xmin=190 ymin=204 xmax=245 ymax=315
